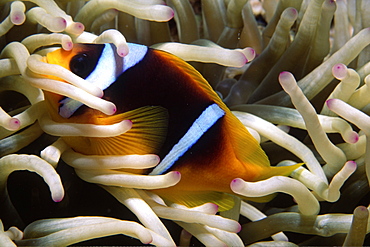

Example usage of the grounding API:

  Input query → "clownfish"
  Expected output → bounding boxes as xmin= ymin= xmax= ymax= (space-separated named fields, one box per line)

xmin=44 ymin=43 xmax=299 ymax=210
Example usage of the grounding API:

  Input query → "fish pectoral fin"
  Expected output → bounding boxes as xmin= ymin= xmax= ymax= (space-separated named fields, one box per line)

xmin=90 ymin=106 xmax=169 ymax=155
xmin=161 ymin=191 xmax=235 ymax=212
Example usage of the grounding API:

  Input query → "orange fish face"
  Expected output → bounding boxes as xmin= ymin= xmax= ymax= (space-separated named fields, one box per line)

xmin=46 ymin=43 xmax=105 ymax=74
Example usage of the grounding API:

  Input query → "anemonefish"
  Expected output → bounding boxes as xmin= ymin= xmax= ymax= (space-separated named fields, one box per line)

xmin=44 ymin=43 xmax=299 ymax=210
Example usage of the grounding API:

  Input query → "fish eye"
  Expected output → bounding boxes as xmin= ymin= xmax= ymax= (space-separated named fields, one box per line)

xmin=69 ymin=53 xmax=94 ymax=79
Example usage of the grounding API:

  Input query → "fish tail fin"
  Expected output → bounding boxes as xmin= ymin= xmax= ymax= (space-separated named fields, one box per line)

xmin=238 ymin=163 xmax=302 ymax=203
xmin=224 ymin=112 xmax=301 ymax=181
xmin=254 ymin=163 xmax=302 ymax=181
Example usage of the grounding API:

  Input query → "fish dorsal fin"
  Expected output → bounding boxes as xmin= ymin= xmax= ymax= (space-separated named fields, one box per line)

xmin=160 ymin=191 xmax=235 ymax=211
xmin=62 ymin=106 xmax=168 ymax=156
xmin=153 ymin=49 xmax=225 ymax=106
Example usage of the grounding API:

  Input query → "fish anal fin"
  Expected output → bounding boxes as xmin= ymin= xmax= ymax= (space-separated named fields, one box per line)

xmin=63 ymin=106 xmax=168 ymax=156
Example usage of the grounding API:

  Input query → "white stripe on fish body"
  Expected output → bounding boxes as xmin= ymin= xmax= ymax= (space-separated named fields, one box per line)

xmin=149 ymin=103 xmax=225 ymax=175
xmin=59 ymin=43 xmax=148 ymax=118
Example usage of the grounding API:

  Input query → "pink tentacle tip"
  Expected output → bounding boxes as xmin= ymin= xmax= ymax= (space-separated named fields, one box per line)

xmin=278 ymin=71 xmax=292 ymax=79
xmin=211 ymin=203 xmax=219 ymax=213
xmin=278 ymin=71 xmax=296 ymax=89
xmin=9 ymin=118 xmax=20 ymax=130
xmin=346 ymin=160 xmax=357 ymax=169
xmin=62 ymin=41 xmax=73 ymax=51
xmin=349 ymin=132 xmax=359 ymax=144
xmin=117 ymin=47 xmax=129 ymax=57
xmin=11 ymin=12 xmax=25 ymax=25
xmin=290 ymin=8 xmax=298 ymax=16
xmin=142 ymin=239 xmax=153 ymax=245
xmin=284 ymin=7 xmax=298 ymax=19
xmin=236 ymin=223 xmax=242 ymax=233
xmin=167 ymin=8 xmax=175 ymax=20
xmin=332 ymin=63 xmax=347 ymax=80
xmin=126 ymin=119 xmax=133 ymax=127
xmin=109 ymin=105 xmax=117 ymax=115
xmin=52 ymin=194 xmax=64 ymax=202
xmin=71 ymin=22 xmax=85 ymax=35
xmin=172 ymin=171 xmax=181 ymax=179
xmin=230 ymin=178 xmax=244 ymax=191
xmin=55 ymin=17 xmax=67 ymax=29
xmin=76 ymin=22 xmax=84 ymax=30
xmin=354 ymin=205 xmax=369 ymax=214
xmin=241 ymin=47 xmax=255 ymax=63
xmin=325 ymin=98 xmax=336 ymax=109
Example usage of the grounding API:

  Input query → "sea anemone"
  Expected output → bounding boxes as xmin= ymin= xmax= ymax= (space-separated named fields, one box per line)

xmin=0 ymin=0 xmax=369 ymax=246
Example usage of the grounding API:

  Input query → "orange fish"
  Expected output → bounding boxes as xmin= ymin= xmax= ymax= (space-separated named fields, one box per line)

xmin=44 ymin=43 xmax=299 ymax=210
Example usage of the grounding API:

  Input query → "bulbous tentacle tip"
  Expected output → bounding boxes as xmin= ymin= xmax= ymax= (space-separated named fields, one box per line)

xmin=62 ymin=41 xmax=73 ymax=51
xmin=67 ymin=22 xmax=85 ymax=35
xmin=168 ymin=8 xmax=175 ymax=20
xmin=152 ymin=155 xmax=161 ymax=165
xmin=153 ymin=5 xmax=175 ymax=21
xmin=346 ymin=160 xmax=357 ymax=170
xmin=11 ymin=11 xmax=26 ymax=25
xmin=122 ymin=119 xmax=133 ymax=132
xmin=165 ymin=171 xmax=181 ymax=186
xmin=355 ymin=205 xmax=369 ymax=214
xmin=242 ymin=47 xmax=255 ymax=62
xmin=52 ymin=191 xmax=65 ymax=202
xmin=347 ymin=132 xmax=359 ymax=144
xmin=210 ymin=203 xmax=219 ymax=213
xmin=278 ymin=71 xmax=293 ymax=80
xmin=94 ymin=88 xmax=104 ymax=98
xmin=117 ymin=44 xmax=129 ymax=57
xmin=278 ymin=71 xmax=297 ymax=91
xmin=230 ymin=178 xmax=244 ymax=192
xmin=8 ymin=118 xmax=21 ymax=131
xmin=332 ymin=63 xmax=347 ymax=80
xmin=236 ymin=223 xmax=242 ymax=233
xmin=51 ymin=17 xmax=67 ymax=32
xmin=289 ymin=7 xmax=298 ymax=16
xmin=171 ymin=171 xmax=181 ymax=179
xmin=325 ymin=98 xmax=336 ymax=109
xmin=105 ymin=103 xmax=117 ymax=115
